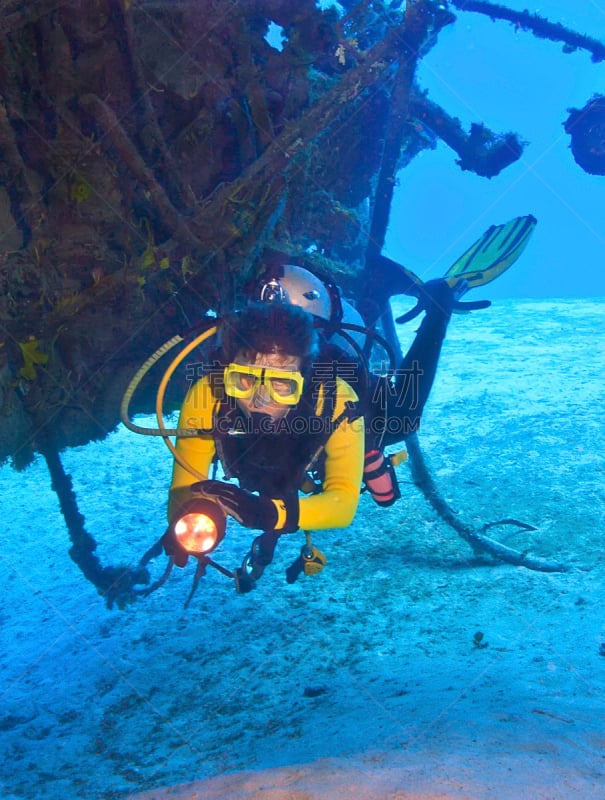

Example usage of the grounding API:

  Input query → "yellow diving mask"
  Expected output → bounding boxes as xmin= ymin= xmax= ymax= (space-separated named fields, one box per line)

xmin=223 ymin=363 xmax=304 ymax=405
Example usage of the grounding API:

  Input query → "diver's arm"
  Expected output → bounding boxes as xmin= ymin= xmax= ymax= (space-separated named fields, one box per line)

xmin=377 ymin=279 xmax=456 ymax=448
xmin=296 ymin=378 xmax=364 ymax=530
xmin=168 ymin=376 xmax=218 ymax=521
xmin=397 ymin=285 xmax=451 ymax=418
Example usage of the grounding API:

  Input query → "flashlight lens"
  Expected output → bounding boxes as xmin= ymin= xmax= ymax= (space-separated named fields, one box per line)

xmin=174 ymin=513 xmax=218 ymax=554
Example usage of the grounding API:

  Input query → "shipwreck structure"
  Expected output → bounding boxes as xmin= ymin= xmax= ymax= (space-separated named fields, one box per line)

xmin=3 ymin=0 xmax=604 ymax=467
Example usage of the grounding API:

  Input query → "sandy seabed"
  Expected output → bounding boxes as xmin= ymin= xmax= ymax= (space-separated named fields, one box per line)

xmin=1 ymin=298 xmax=604 ymax=799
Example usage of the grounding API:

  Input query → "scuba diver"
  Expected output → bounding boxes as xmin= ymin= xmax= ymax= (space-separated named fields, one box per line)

xmin=122 ymin=214 xmax=537 ymax=597
xmin=163 ymin=268 xmax=474 ymax=593
xmin=166 ymin=300 xmax=364 ymax=593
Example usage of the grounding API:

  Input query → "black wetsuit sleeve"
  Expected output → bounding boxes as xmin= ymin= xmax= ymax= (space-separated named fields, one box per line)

xmin=368 ymin=298 xmax=452 ymax=448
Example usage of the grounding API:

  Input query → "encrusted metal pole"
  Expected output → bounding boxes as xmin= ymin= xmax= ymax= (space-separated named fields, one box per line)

xmin=40 ymin=439 xmax=150 ymax=607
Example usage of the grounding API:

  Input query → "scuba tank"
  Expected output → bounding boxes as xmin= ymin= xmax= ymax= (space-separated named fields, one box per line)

xmin=363 ymin=449 xmax=402 ymax=507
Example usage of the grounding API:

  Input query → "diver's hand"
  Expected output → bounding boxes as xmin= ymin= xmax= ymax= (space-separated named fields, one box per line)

xmin=192 ymin=480 xmax=299 ymax=532
xmin=395 ymin=278 xmax=491 ymax=324
xmin=395 ymin=278 xmax=454 ymax=324
xmin=201 ymin=481 xmax=277 ymax=529
xmin=161 ymin=524 xmax=189 ymax=567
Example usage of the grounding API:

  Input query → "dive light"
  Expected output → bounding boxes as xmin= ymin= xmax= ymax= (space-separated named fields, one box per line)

xmin=172 ymin=499 xmax=227 ymax=557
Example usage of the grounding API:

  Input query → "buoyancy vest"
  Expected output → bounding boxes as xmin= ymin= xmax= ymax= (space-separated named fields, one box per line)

xmin=213 ymin=370 xmax=358 ymax=498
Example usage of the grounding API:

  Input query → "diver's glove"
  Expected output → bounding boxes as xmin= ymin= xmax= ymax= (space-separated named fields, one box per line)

xmin=192 ymin=480 xmax=299 ymax=533
xmin=395 ymin=278 xmax=490 ymax=324
xmin=161 ymin=524 xmax=189 ymax=567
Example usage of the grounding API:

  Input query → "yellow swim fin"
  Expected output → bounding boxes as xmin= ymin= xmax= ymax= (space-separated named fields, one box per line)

xmin=444 ymin=214 xmax=537 ymax=291
xmin=394 ymin=214 xmax=537 ymax=324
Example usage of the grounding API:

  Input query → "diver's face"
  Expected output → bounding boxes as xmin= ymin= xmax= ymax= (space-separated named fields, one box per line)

xmin=233 ymin=351 xmax=303 ymax=422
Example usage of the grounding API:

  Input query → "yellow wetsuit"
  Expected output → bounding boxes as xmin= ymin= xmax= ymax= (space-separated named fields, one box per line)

xmin=169 ymin=375 xmax=364 ymax=531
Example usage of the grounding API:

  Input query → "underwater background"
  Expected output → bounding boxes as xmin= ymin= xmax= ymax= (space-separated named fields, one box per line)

xmin=384 ymin=0 xmax=605 ymax=300
xmin=1 ymin=297 xmax=604 ymax=799
xmin=2 ymin=1 xmax=605 ymax=798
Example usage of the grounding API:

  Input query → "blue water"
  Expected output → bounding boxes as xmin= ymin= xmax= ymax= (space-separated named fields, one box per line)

xmin=2 ymin=3 xmax=605 ymax=797
xmin=385 ymin=2 xmax=605 ymax=299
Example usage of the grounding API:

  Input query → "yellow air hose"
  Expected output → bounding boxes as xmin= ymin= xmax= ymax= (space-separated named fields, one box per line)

xmin=120 ymin=325 xmax=218 ymax=480
xmin=120 ymin=333 xmax=184 ymax=436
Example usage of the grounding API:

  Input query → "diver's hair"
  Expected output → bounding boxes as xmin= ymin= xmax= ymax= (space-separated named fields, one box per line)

xmin=220 ymin=302 xmax=319 ymax=366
